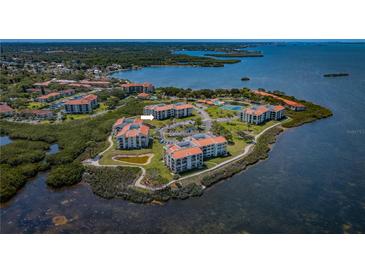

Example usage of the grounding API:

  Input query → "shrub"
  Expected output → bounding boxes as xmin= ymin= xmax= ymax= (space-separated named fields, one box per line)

xmin=46 ymin=162 xmax=85 ymax=187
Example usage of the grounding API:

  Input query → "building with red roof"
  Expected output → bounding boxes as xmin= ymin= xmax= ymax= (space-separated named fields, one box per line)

xmin=19 ymin=109 xmax=54 ymax=120
xmin=137 ymin=92 xmax=151 ymax=100
xmin=164 ymin=141 xmax=204 ymax=173
xmin=79 ymin=80 xmax=110 ymax=87
xmin=240 ymin=104 xmax=285 ymax=125
xmin=37 ymin=92 xmax=61 ymax=103
xmin=33 ymin=80 xmax=52 ymax=87
xmin=112 ymin=117 xmax=143 ymax=134
xmin=120 ymin=82 xmax=154 ymax=93
xmin=191 ymin=134 xmax=228 ymax=159
xmin=60 ymin=89 xmax=76 ymax=96
xmin=113 ymin=117 xmax=150 ymax=149
xmin=253 ymin=90 xmax=306 ymax=111
xmin=0 ymin=103 xmax=14 ymax=117
xmin=64 ymin=94 xmax=98 ymax=114
xmin=164 ymin=133 xmax=228 ymax=173
xmin=143 ymin=103 xmax=193 ymax=120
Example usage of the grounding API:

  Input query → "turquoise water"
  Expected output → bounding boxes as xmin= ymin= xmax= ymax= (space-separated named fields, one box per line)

xmin=1 ymin=43 xmax=365 ymax=233
xmin=220 ymin=105 xmax=243 ymax=111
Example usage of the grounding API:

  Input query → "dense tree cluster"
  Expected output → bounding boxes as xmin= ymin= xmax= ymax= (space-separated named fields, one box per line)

xmin=212 ymin=121 xmax=234 ymax=144
xmin=0 ymin=98 xmax=149 ymax=201
xmin=46 ymin=162 xmax=85 ymax=187
xmin=158 ymin=87 xmax=260 ymax=100
xmin=0 ymin=42 xmax=245 ymax=70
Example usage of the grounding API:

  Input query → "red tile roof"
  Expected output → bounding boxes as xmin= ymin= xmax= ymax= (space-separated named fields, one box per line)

xmin=38 ymin=92 xmax=60 ymax=100
xmin=125 ymin=129 xmax=138 ymax=138
xmin=115 ymin=123 xmax=149 ymax=138
xmin=174 ymin=103 xmax=193 ymax=110
xmin=273 ymin=105 xmax=285 ymax=112
xmin=65 ymin=94 xmax=97 ymax=105
xmin=171 ymin=147 xmax=203 ymax=159
xmin=245 ymin=105 xmax=268 ymax=116
xmin=282 ymin=99 xmax=305 ymax=108
xmin=34 ymin=80 xmax=52 ymax=87
xmin=79 ymin=80 xmax=110 ymax=86
xmin=121 ymin=83 xmax=153 ymax=88
xmin=155 ymin=104 xmax=174 ymax=112
xmin=113 ymin=118 xmax=125 ymax=128
xmin=0 ymin=104 xmax=14 ymax=113
xmin=253 ymin=90 xmax=305 ymax=109
xmin=192 ymin=136 xmax=227 ymax=147
xmin=137 ymin=92 xmax=150 ymax=98
xmin=68 ymin=83 xmax=92 ymax=88
xmin=166 ymin=144 xmax=181 ymax=154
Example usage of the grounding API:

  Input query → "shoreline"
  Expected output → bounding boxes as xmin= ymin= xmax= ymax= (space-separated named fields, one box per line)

xmin=83 ymin=124 xmax=285 ymax=204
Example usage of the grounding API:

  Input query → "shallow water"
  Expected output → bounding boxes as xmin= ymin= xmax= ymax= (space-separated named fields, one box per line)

xmin=0 ymin=135 xmax=12 ymax=147
xmin=1 ymin=43 xmax=365 ymax=233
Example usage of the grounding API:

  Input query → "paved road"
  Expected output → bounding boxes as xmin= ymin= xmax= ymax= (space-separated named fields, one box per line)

xmin=194 ymin=106 xmax=212 ymax=131
xmin=83 ymin=112 xmax=286 ymax=192
xmin=136 ymin=121 xmax=283 ymax=191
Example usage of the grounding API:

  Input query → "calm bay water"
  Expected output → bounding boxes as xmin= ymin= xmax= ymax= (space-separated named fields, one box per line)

xmin=1 ymin=43 xmax=365 ymax=233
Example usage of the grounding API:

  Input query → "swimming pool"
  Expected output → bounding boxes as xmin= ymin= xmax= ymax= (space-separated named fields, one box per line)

xmin=220 ymin=104 xmax=243 ymax=111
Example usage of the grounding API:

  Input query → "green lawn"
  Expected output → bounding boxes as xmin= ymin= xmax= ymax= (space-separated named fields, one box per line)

xmin=204 ymin=118 xmax=279 ymax=166
xmin=99 ymin=136 xmax=173 ymax=185
xmin=98 ymin=106 xmax=280 ymax=186
xmin=95 ymin=102 xmax=108 ymax=113
xmin=65 ymin=113 xmax=90 ymax=120
xmin=206 ymin=106 xmax=236 ymax=119
xmin=27 ymin=102 xmax=47 ymax=109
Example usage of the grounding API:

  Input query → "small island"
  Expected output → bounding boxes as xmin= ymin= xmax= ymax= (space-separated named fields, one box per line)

xmin=205 ymin=50 xmax=264 ymax=58
xmin=323 ymin=73 xmax=349 ymax=77
xmin=241 ymin=77 xmax=250 ymax=81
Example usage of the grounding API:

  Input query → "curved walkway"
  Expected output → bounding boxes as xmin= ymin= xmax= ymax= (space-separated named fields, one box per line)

xmin=136 ymin=121 xmax=283 ymax=191
xmin=83 ymin=134 xmax=147 ymax=188
xmin=84 ymin=119 xmax=285 ymax=192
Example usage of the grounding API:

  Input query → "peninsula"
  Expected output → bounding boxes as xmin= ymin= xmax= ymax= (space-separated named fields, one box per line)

xmin=0 ymin=42 xmax=332 ymax=204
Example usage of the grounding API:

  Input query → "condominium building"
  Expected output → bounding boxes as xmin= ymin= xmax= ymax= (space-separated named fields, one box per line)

xmin=112 ymin=117 xmax=143 ymax=134
xmin=64 ymin=94 xmax=98 ymax=114
xmin=79 ymin=80 xmax=110 ymax=87
xmin=120 ymin=82 xmax=155 ymax=93
xmin=164 ymin=134 xmax=227 ymax=173
xmin=0 ymin=103 xmax=14 ymax=117
xmin=114 ymin=117 xmax=150 ymax=149
xmin=137 ymin=92 xmax=151 ymax=100
xmin=60 ymin=89 xmax=76 ymax=96
xmin=191 ymin=134 xmax=228 ymax=159
xmin=253 ymin=90 xmax=306 ymax=111
xmin=240 ymin=104 xmax=285 ymax=125
xmin=164 ymin=142 xmax=204 ymax=173
xmin=37 ymin=92 xmax=61 ymax=103
xmin=19 ymin=109 xmax=55 ymax=120
xmin=143 ymin=103 xmax=193 ymax=120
